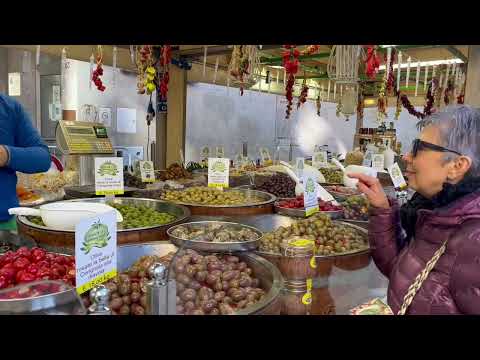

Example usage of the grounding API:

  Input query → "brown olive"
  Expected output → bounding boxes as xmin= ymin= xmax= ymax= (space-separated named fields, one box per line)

xmin=122 ymin=295 xmax=132 ymax=306
xmin=214 ymin=291 xmax=226 ymax=302
xmin=176 ymin=282 xmax=186 ymax=293
xmin=229 ymin=279 xmax=240 ymax=289
xmin=119 ymin=305 xmax=130 ymax=315
xmin=180 ymin=255 xmax=192 ymax=265
xmin=232 ymin=270 xmax=241 ymax=279
xmin=202 ymin=299 xmax=218 ymax=313
xmin=231 ymin=288 xmax=246 ymax=302
xmin=224 ymin=264 xmax=235 ymax=272
xmin=185 ymin=264 xmax=197 ymax=278
xmin=213 ymin=281 xmax=223 ymax=292
xmin=195 ymin=271 xmax=208 ymax=282
xmin=106 ymin=282 xmax=118 ymax=294
xmin=176 ymin=296 xmax=182 ymax=305
xmin=177 ymin=274 xmax=191 ymax=286
xmin=222 ymin=280 xmax=230 ymax=291
xmin=130 ymin=291 xmax=141 ymax=303
xmin=239 ymin=277 xmax=252 ymax=288
xmin=128 ymin=269 xmax=139 ymax=278
xmin=209 ymin=308 xmax=220 ymax=315
xmin=109 ymin=297 xmax=123 ymax=311
xmin=210 ymin=270 xmax=222 ymax=277
xmin=119 ymin=274 xmax=130 ymax=283
xmin=138 ymin=270 xmax=146 ymax=278
xmin=191 ymin=254 xmax=203 ymax=264
xmin=131 ymin=282 xmax=140 ymax=292
xmin=207 ymin=262 xmax=221 ymax=272
xmin=246 ymin=293 xmax=257 ymax=303
xmin=219 ymin=303 xmax=234 ymax=315
xmin=197 ymin=287 xmax=211 ymax=301
xmin=176 ymin=305 xmax=185 ymax=314
xmin=191 ymin=309 xmax=205 ymax=315
xmin=184 ymin=301 xmax=195 ymax=312
xmin=118 ymin=283 xmax=131 ymax=296
xmin=223 ymin=296 xmax=233 ymax=305
xmin=180 ymin=288 xmax=197 ymax=302
xmin=111 ymin=292 xmax=120 ymax=300
xmin=195 ymin=262 xmax=207 ymax=272
xmin=221 ymin=270 xmax=235 ymax=282
xmin=206 ymin=274 xmax=219 ymax=286
xmin=251 ymin=279 xmax=260 ymax=288
xmin=174 ymin=262 xmax=185 ymax=274
xmin=245 ymin=301 xmax=256 ymax=309
xmin=188 ymin=280 xmax=202 ymax=291
xmin=244 ymin=268 xmax=253 ymax=276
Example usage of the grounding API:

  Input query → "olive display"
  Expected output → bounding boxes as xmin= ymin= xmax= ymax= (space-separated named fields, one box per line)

xmin=319 ymin=168 xmax=343 ymax=184
xmin=161 ymin=186 xmax=263 ymax=206
xmin=109 ymin=203 xmax=177 ymax=229
xmin=170 ymin=223 xmax=260 ymax=243
xmin=259 ymin=213 xmax=367 ymax=256
xmin=172 ymin=249 xmax=266 ymax=315
xmin=256 ymin=173 xmax=296 ymax=198
xmin=341 ymin=195 xmax=369 ymax=221
xmin=159 ymin=163 xmax=192 ymax=181
xmin=82 ymin=252 xmax=176 ymax=315
xmin=124 ymin=172 xmax=147 ymax=189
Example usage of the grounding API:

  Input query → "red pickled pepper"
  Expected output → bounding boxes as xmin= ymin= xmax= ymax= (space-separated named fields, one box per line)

xmin=365 ymin=45 xmax=380 ymax=79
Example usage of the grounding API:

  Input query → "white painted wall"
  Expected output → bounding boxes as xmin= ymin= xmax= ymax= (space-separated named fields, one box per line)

xmin=186 ymin=82 xmax=423 ymax=163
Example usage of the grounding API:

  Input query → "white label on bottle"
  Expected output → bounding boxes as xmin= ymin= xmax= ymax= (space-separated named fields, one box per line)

xmin=388 ymin=162 xmax=407 ymax=189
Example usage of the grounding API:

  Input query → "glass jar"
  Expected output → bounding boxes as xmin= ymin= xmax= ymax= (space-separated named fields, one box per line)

xmin=281 ymin=280 xmax=312 ymax=315
xmin=278 ymin=237 xmax=317 ymax=281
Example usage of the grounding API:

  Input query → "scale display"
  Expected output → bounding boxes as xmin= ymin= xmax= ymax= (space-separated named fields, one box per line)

xmin=56 ymin=120 xmax=114 ymax=155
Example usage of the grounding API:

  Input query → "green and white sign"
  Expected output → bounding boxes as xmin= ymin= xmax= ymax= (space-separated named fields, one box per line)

xmin=75 ymin=211 xmax=117 ymax=295
xmin=208 ymin=157 xmax=230 ymax=188
xmin=312 ymin=151 xmax=328 ymax=169
xmin=140 ymin=160 xmax=155 ymax=183
xmin=388 ymin=162 xmax=408 ymax=190
xmin=372 ymin=154 xmax=385 ymax=171
xmin=95 ymin=157 xmax=124 ymax=195
xmin=216 ymin=146 xmax=225 ymax=158
xmin=303 ymin=175 xmax=319 ymax=217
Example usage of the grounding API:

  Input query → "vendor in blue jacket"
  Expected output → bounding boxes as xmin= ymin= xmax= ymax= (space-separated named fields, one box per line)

xmin=0 ymin=94 xmax=51 ymax=229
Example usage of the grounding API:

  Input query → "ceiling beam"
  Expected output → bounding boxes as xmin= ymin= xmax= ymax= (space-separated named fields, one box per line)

xmin=260 ymin=52 xmax=331 ymax=65
xmin=176 ymin=45 xmax=282 ymax=58
xmin=446 ymin=45 xmax=468 ymax=63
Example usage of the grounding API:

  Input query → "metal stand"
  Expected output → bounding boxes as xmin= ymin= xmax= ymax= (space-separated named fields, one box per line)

xmin=88 ymin=285 xmax=112 ymax=315
xmin=145 ymin=263 xmax=177 ymax=315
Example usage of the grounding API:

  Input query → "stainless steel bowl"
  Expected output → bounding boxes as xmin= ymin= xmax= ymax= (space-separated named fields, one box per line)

xmin=17 ymin=197 xmax=191 ymax=232
xmin=117 ymin=242 xmax=284 ymax=315
xmin=168 ymin=189 xmax=276 ymax=208
xmin=256 ymin=220 xmax=370 ymax=260
xmin=167 ymin=221 xmax=262 ymax=252
xmin=274 ymin=201 xmax=344 ymax=220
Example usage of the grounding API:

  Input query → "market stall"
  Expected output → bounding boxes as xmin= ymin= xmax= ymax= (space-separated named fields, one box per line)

xmin=0 ymin=43 xmax=469 ymax=315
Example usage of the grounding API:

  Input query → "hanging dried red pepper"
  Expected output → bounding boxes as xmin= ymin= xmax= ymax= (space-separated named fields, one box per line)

xmin=283 ymin=45 xmax=300 ymax=119
xmin=297 ymin=76 xmax=309 ymax=109
xmin=365 ymin=45 xmax=380 ymax=80
xmin=92 ymin=45 xmax=106 ymax=92
xmin=158 ymin=45 xmax=172 ymax=99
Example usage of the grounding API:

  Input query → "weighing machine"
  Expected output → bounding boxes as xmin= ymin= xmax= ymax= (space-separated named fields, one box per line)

xmin=56 ymin=120 xmax=114 ymax=186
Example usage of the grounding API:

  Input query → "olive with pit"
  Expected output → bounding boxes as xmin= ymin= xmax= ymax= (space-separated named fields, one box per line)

xmin=119 ymin=305 xmax=130 ymax=315
xmin=214 ymin=291 xmax=226 ymax=302
xmin=109 ymin=297 xmax=123 ymax=311
xmin=180 ymin=289 xmax=197 ymax=302
xmin=130 ymin=291 xmax=141 ymax=303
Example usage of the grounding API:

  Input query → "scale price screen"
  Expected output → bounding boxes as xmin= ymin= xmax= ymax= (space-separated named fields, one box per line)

xmin=67 ymin=127 xmax=95 ymax=136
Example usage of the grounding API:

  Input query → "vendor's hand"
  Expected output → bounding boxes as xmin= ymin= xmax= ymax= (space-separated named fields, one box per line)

xmin=0 ymin=146 xmax=8 ymax=167
xmin=348 ymin=173 xmax=390 ymax=209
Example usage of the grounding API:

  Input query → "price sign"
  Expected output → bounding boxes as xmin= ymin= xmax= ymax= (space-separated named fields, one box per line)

xmin=371 ymin=154 xmax=385 ymax=171
xmin=208 ymin=157 xmax=230 ymax=188
xmin=75 ymin=211 xmax=117 ymax=295
xmin=140 ymin=161 xmax=155 ymax=183
xmin=312 ymin=151 xmax=328 ymax=169
xmin=303 ymin=175 xmax=319 ymax=217
xmin=94 ymin=157 xmax=124 ymax=196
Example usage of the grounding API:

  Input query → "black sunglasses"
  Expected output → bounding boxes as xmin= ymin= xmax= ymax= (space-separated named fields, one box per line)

xmin=411 ymin=139 xmax=462 ymax=157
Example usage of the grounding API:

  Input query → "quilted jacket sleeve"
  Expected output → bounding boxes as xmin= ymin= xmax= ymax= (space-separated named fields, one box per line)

xmin=450 ymin=228 xmax=480 ymax=314
xmin=368 ymin=198 xmax=402 ymax=278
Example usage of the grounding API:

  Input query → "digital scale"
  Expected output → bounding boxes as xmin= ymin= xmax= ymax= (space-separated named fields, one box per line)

xmin=56 ymin=120 xmax=114 ymax=155
xmin=56 ymin=120 xmax=114 ymax=186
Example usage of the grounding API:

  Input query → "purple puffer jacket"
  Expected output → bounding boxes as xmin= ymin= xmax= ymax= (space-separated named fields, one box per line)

xmin=369 ymin=189 xmax=480 ymax=314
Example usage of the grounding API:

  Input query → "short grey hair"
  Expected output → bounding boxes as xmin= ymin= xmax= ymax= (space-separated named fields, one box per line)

xmin=420 ymin=105 xmax=480 ymax=176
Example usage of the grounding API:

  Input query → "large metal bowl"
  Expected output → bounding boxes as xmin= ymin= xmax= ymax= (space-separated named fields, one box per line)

xmin=169 ymin=189 xmax=276 ymax=208
xmin=16 ymin=198 xmax=191 ymax=254
xmin=117 ymin=242 xmax=284 ymax=315
xmin=17 ymin=197 xmax=190 ymax=232
xmin=167 ymin=221 xmax=262 ymax=252
xmin=274 ymin=200 xmax=343 ymax=220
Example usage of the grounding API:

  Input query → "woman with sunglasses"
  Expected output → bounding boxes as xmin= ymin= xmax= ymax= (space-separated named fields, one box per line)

xmin=349 ymin=105 xmax=480 ymax=314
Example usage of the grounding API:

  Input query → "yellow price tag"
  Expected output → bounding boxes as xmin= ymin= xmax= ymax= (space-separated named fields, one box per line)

xmin=302 ymin=292 xmax=312 ymax=305
xmin=305 ymin=206 xmax=319 ymax=217
xmin=76 ymin=269 xmax=117 ymax=295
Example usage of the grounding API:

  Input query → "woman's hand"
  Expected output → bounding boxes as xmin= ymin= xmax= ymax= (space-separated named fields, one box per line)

xmin=348 ymin=173 xmax=390 ymax=209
